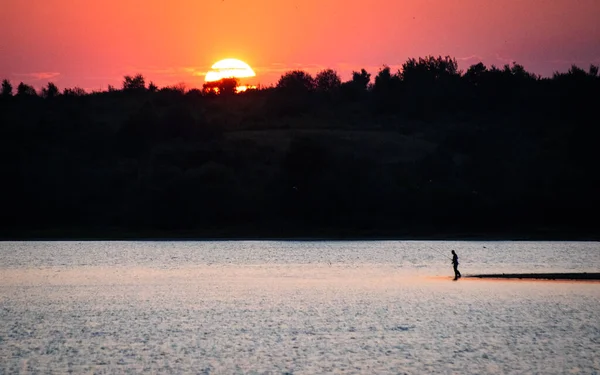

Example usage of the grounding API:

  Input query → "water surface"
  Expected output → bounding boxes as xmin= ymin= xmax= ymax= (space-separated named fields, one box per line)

xmin=1 ymin=241 xmax=599 ymax=374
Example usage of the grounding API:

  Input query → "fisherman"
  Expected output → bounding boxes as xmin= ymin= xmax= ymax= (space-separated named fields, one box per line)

xmin=451 ymin=250 xmax=461 ymax=280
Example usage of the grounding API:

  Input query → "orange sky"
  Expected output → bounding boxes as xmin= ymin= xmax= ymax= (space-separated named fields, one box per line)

xmin=2 ymin=0 xmax=599 ymax=90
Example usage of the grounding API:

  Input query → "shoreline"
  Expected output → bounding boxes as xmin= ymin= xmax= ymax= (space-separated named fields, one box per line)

xmin=1 ymin=227 xmax=599 ymax=242
xmin=1 ymin=233 xmax=599 ymax=242
xmin=2 ymin=236 xmax=599 ymax=242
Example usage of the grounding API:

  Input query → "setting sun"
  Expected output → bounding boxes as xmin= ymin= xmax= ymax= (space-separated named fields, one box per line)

xmin=205 ymin=58 xmax=256 ymax=82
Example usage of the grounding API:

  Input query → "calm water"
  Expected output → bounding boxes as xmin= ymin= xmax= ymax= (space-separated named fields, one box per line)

xmin=1 ymin=241 xmax=599 ymax=374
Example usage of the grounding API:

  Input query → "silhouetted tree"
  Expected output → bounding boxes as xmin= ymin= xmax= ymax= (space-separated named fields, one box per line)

xmin=16 ymin=82 xmax=37 ymax=96
xmin=41 ymin=82 xmax=59 ymax=98
xmin=374 ymin=66 xmax=401 ymax=92
xmin=202 ymin=81 xmax=219 ymax=95
xmin=341 ymin=69 xmax=371 ymax=100
xmin=315 ymin=69 xmax=341 ymax=92
xmin=63 ymin=87 xmax=86 ymax=96
xmin=400 ymin=55 xmax=460 ymax=84
xmin=554 ymin=64 xmax=597 ymax=81
xmin=277 ymin=70 xmax=315 ymax=92
xmin=148 ymin=81 xmax=158 ymax=92
xmin=170 ymin=82 xmax=187 ymax=94
xmin=269 ymin=71 xmax=316 ymax=115
xmin=352 ymin=69 xmax=371 ymax=90
xmin=218 ymin=78 xmax=238 ymax=96
xmin=396 ymin=56 xmax=464 ymax=115
xmin=551 ymin=64 xmax=599 ymax=112
xmin=186 ymin=88 xmax=203 ymax=97
xmin=202 ymin=78 xmax=239 ymax=95
xmin=464 ymin=62 xmax=487 ymax=86
xmin=1 ymin=79 xmax=13 ymax=97
xmin=122 ymin=74 xmax=146 ymax=91
xmin=507 ymin=62 xmax=538 ymax=81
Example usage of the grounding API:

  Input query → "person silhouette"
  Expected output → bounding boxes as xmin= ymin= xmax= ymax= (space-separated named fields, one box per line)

xmin=451 ymin=250 xmax=461 ymax=280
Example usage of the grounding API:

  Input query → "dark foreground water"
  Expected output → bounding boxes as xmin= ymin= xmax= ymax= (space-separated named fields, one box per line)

xmin=1 ymin=241 xmax=599 ymax=374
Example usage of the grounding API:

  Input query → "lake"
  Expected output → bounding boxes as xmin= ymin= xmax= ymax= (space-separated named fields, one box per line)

xmin=1 ymin=240 xmax=599 ymax=374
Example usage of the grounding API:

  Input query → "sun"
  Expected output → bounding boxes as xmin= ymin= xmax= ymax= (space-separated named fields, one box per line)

xmin=205 ymin=58 xmax=256 ymax=82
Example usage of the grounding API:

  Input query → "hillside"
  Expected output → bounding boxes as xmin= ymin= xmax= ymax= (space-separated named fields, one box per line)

xmin=2 ymin=58 xmax=599 ymax=239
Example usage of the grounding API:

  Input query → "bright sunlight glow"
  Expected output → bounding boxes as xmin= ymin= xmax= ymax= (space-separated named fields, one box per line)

xmin=205 ymin=58 xmax=256 ymax=82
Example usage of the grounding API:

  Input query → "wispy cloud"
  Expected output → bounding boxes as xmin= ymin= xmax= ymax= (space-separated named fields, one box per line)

xmin=192 ymin=70 xmax=210 ymax=77
xmin=456 ymin=55 xmax=484 ymax=62
xmin=493 ymin=53 xmax=518 ymax=65
xmin=13 ymin=72 xmax=60 ymax=80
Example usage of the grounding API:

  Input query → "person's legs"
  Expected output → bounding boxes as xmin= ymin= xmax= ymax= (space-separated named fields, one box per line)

xmin=453 ymin=264 xmax=461 ymax=279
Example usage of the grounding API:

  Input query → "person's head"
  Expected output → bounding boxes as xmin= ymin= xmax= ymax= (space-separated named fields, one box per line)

xmin=451 ymin=250 xmax=456 ymax=255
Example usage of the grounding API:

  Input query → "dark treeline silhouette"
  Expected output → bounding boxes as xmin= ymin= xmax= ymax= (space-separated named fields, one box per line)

xmin=1 ymin=56 xmax=599 ymax=239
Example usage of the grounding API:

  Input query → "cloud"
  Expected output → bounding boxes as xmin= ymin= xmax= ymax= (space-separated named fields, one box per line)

xmin=456 ymin=55 xmax=484 ymax=62
xmin=448 ymin=55 xmax=486 ymax=72
xmin=13 ymin=72 xmax=60 ymax=80
xmin=192 ymin=70 xmax=210 ymax=77
xmin=493 ymin=53 xmax=518 ymax=65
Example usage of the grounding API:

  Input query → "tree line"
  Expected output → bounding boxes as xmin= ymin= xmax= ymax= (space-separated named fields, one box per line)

xmin=1 ymin=56 xmax=599 ymax=239
xmin=3 ymin=55 xmax=598 ymax=100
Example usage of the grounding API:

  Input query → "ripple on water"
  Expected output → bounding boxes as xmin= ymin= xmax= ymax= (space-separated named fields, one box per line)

xmin=0 ymin=241 xmax=599 ymax=374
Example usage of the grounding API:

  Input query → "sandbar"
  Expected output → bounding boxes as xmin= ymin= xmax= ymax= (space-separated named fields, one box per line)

xmin=466 ymin=273 xmax=600 ymax=280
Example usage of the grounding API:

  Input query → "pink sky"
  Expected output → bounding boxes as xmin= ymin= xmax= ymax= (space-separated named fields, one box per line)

xmin=2 ymin=0 xmax=599 ymax=91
